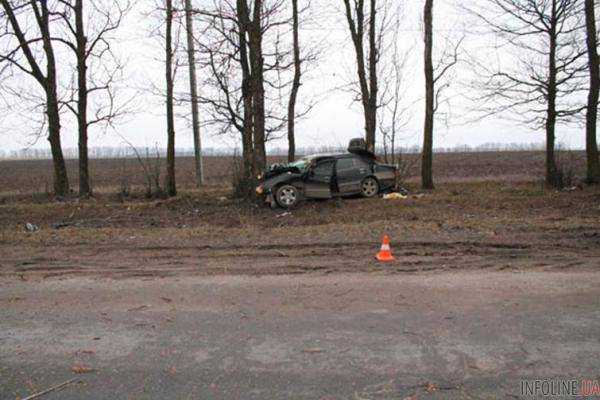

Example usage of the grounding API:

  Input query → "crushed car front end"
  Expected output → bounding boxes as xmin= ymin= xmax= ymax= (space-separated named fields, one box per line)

xmin=256 ymin=159 xmax=310 ymax=207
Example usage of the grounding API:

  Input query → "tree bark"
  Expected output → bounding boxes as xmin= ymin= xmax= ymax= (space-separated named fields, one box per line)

xmin=366 ymin=0 xmax=377 ymax=153
xmin=248 ymin=0 xmax=266 ymax=174
xmin=184 ymin=0 xmax=204 ymax=187
xmin=236 ymin=0 xmax=254 ymax=189
xmin=287 ymin=0 xmax=301 ymax=163
xmin=421 ymin=0 xmax=434 ymax=190
xmin=36 ymin=1 xmax=70 ymax=196
xmin=165 ymin=0 xmax=177 ymax=196
xmin=585 ymin=0 xmax=600 ymax=184
xmin=545 ymin=1 xmax=559 ymax=187
xmin=74 ymin=0 xmax=90 ymax=196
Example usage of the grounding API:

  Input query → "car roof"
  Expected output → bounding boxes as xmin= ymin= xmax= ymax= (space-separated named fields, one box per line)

xmin=305 ymin=153 xmax=355 ymax=160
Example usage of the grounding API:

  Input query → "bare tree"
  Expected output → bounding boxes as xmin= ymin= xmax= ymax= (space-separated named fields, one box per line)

xmin=585 ymin=0 xmax=600 ymax=184
xmin=193 ymin=0 xmax=304 ymax=197
xmin=422 ymin=0 xmax=434 ymax=189
xmin=287 ymin=0 xmax=301 ymax=162
xmin=0 ymin=0 xmax=69 ymax=196
xmin=55 ymin=0 xmax=130 ymax=197
xmin=342 ymin=0 xmax=378 ymax=152
xmin=468 ymin=0 xmax=587 ymax=187
xmin=421 ymin=0 xmax=461 ymax=190
xmin=247 ymin=0 xmax=267 ymax=173
xmin=377 ymin=3 xmax=412 ymax=167
xmin=165 ymin=0 xmax=177 ymax=196
xmin=184 ymin=0 xmax=204 ymax=186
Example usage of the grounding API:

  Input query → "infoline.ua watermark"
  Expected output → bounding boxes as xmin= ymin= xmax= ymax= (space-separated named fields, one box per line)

xmin=521 ymin=379 xmax=600 ymax=397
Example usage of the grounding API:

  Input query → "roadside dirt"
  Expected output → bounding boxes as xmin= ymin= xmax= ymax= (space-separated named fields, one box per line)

xmin=1 ymin=238 xmax=598 ymax=279
xmin=0 ymin=180 xmax=598 ymax=280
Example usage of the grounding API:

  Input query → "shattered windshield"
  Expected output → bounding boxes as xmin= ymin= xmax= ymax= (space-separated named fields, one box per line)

xmin=288 ymin=158 xmax=311 ymax=172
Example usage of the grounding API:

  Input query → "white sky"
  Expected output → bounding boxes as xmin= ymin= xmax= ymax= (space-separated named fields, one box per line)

xmin=0 ymin=0 xmax=588 ymax=154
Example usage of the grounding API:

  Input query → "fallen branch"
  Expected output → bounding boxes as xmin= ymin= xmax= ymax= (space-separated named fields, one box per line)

xmin=21 ymin=378 xmax=79 ymax=400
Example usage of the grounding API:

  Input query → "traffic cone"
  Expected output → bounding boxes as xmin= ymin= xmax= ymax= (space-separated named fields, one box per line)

xmin=376 ymin=235 xmax=395 ymax=262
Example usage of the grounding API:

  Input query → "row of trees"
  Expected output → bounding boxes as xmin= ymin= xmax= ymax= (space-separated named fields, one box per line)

xmin=468 ymin=0 xmax=599 ymax=187
xmin=1 ymin=0 xmax=599 ymax=199
xmin=0 ymin=0 xmax=131 ymax=197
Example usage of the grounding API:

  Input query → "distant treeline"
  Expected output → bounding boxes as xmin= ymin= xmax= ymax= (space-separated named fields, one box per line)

xmin=0 ymin=142 xmax=550 ymax=161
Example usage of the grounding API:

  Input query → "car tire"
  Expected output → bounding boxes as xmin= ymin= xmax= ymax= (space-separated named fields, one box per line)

xmin=360 ymin=177 xmax=379 ymax=198
xmin=275 ymin=185 xmax=300 ymax=208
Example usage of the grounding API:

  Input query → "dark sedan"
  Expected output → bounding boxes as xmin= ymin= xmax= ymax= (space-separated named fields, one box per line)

xmin=256 ymin=152 xmax=398 ymax=208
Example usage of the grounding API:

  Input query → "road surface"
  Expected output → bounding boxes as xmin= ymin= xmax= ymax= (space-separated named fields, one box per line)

xmin=1 ymin=271 xmax=600 ymax=399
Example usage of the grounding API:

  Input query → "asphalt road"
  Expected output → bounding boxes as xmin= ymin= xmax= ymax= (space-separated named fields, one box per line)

xmin=1 ymin=271 xmax=600 ymax=399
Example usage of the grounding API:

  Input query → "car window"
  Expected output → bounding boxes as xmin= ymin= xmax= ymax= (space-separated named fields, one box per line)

xmin=336 ymin=158 xmax=354 ymax=171
xmin=353 ymin=157 xmax=371 ymax=169
xmin=289 ymin=158 xmax=310 ymax=172
xmin=313 ymin=160 xmax=334 ymax=176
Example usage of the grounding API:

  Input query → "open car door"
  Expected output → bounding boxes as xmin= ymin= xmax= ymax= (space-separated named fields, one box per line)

xmin=303 ymin=159 xmax=334 ymax=199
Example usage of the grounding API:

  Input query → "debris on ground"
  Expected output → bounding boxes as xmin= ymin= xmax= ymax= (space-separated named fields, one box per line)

xmin=425 ymin=382 xmax=438 ymax=393
xmin=71 ymin=364 xmax=94 ymax=374
xmin=127 ymin=305 xmax=150 ymax=312
xmin=51 ymin=221 xmax=74 ymax=230
xmin=21 ymin=378 xmax=79 ymax=400
xmin=25 ymin=223 xmax=39 ymax=232
xmin=302 ymin=347 xmax=324 ymax=353
xmin=276 ymin=212 xmax=292 ymax=218
xmin=383 ymin=192 xmax=408 ymax=200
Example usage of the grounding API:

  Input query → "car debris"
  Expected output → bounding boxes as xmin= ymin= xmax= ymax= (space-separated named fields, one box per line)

xmin=256 ymin=138 xmax=399 ymax=208
xmin=25 ymin=223 xmax=39 ymax=232
xmin=383 ymin=192 xmax=407 ymax=200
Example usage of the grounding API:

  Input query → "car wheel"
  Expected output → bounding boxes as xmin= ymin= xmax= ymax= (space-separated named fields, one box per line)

xmin=360 ymin=177 xmax=379 ymax=198
xmin=275 ymin=185 xmax=299 ymax=208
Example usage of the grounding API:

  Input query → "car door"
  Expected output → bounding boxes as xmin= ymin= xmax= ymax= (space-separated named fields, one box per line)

xmin=336 ymin=156 xmax=371 ymax=195
xmin=303 ymin=159 xmax=334 ymax=198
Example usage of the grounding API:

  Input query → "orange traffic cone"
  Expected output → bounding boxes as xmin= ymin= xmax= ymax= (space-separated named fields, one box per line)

xmin=376 ymin=235 xmax=395 ymax=262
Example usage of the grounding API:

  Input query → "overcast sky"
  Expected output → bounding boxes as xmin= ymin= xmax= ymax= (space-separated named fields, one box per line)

xmin=1 ymin=0 xmax=588 ymax=154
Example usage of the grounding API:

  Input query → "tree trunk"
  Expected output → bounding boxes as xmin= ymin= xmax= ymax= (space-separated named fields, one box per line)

xmin=236 ymin=0 xmax=254 ymax=191
xmin=75 ymin=0 xmax=90 ymax=197
xmin=165 ymin=0 xmax=177 ymax=197
xmin=47 ymin=94 xmax=69 ymax=197
xmin=421 ymin=0 xmax=434 ymax=190
xmin=287 ymin=0 xmax=301 ymax=163
xmin=184 ymin=0 xmax=204 ymax=187
xmin=342 ymin=0 xmax=377 ymax=152
xmin=585 ymin=0 xmax=600 ymax=184
xmin=248 ymin=0 xmax=266 ymax=174
xmin=366 ymin=0 xmax=377 ymax=153
xmin=545 ymin=3 xmax=559 ymax=188
xmin=39 ymin=1 xmax=70 ymax=196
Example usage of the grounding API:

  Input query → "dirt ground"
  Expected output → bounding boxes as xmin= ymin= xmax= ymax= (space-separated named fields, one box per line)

xmin=0 ymin=177 xmax=598 ymax=279
xmin=0 ymin=153 xmax=599 ymax=398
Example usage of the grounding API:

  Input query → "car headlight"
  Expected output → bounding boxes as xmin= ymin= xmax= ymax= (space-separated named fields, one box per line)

xmin=255 ymin=185 xmax=264 ymax=195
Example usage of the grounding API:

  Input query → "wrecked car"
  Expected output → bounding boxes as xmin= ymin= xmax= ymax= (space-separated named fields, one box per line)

xmin=256 ymin=139 xmax=399 ymax=208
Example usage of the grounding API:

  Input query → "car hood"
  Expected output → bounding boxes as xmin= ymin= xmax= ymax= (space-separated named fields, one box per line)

xmin=263 ymin=163 xmax=304 ymax=180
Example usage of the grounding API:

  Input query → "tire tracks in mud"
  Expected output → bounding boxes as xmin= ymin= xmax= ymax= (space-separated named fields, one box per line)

xmin=2 ymin=239 xmax=594 ymax=279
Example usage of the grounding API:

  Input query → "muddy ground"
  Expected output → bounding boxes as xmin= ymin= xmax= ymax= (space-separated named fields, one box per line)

xmin=0 ymin=179 xmax=598 ymax=279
